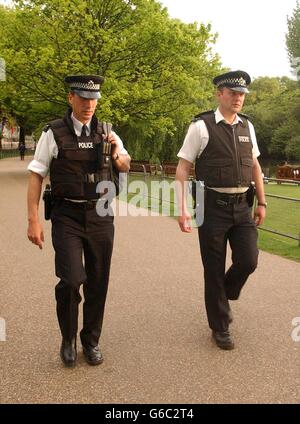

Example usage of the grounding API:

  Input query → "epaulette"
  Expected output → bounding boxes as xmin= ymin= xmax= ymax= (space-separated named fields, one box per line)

xmin=48 ymin=118 xmax=65 ymax=130
xmin=237 ymin=112 xmax=250 ymax=120
xmin=42 ymin=118 xmax=64 ymax=132
xmin=192 ymin=110 xmax=214 ymax=122
xmin=42 ymin=124 xmax=51 ymax=133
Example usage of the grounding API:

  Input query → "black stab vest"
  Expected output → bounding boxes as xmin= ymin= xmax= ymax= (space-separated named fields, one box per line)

xmin=194 ymin=111 xmax=253 ymax=188
xmin=49 ymin=111 xmax=112 ymax=200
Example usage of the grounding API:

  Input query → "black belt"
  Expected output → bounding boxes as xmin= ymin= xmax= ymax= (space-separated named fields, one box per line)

xmin=51 ymin=173 xmax=105 ymax=184
xmin=56 ymin=199 xmax=101 ymax=210
xmin=206 ymin=189 xmax=247 ymax=205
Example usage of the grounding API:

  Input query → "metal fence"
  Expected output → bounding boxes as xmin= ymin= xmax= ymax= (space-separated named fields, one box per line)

xmin=0 ymin=149 xmax=33 ymax=160
xmin=127 ymin=172 xmax=300 ymax=246
xmin=258 ymin=178 xmax=300 ymax=246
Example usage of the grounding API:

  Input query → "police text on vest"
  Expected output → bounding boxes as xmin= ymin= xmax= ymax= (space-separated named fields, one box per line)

xmin=238 ymin=136 xmax=250 ymax=143
xmin=78 ymin=142 xmax=94 ymax=149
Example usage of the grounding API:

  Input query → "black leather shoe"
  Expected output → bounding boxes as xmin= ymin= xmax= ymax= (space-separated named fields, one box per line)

xmin=82 ymin=345 xmax=103 ymax=365
xmin=212 ymin=330 xmax=234 ymax=350
xmin=60 ymin=338 xmax=77 ymax=367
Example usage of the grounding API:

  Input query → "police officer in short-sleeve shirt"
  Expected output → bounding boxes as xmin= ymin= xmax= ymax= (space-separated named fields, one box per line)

xmin=176 ymin=70 xmax=266 ymax=350
xmin=27 ymin=75 xmax=131 ymax=367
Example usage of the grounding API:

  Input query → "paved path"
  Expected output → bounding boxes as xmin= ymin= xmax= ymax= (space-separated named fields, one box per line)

xmin=0 ymin=157 xmax=300 ymax=404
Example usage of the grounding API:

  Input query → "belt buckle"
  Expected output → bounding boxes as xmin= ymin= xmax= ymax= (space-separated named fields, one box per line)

xmin=87 ymin=174 xmax=95 ymax=183
xmin=216 ymin=199 xmax=228 ymax=206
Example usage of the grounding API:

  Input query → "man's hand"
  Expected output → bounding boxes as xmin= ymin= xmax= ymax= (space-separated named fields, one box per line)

xmin=105 ymin=133 xmax=121 ymax=159
xmin=176 ymin=159 xmax=193 ymax=233
xmin=254 ymin=205 xmax=266 ymax=227
xmin=27 ymin=221 xmax=44 ymax=250
xmin=178 ymin=212 xmax=193 ymax=233
xmin=252 ymin=158 xmax=266 ymax=227
xmin=104 ymin=132 xmax=131 ymax=172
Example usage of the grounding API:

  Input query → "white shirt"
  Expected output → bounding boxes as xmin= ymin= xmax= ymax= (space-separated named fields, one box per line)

xmin=28 ymin=113 xmax=128 ymax=178
xmin=177 ymin=108 xmax=260 ymax=193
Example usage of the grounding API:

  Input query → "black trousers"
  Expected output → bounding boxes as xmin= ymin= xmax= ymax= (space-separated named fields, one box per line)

xmin=51 ymin=200 xmax=114 ymax=347
xmin=198 ymin=191 xmax=258 ymax=332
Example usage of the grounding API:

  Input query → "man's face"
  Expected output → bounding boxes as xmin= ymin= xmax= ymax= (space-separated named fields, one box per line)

xmin=217 ymin=87 xmax=245 ymax=114
xmin=68 ymin=93 xmax=98 ymax=123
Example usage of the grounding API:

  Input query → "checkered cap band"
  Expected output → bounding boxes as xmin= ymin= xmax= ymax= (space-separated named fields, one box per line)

xmin=69 ymin=80 xmax=100 ymax=91
xmin=217 ymin=77 xmax=247 ymax=88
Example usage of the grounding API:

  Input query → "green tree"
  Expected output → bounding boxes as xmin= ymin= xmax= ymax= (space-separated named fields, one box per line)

xmin=244 ymin=77 xmax=300 ymax=161
xmin=286 ymin=1 xmax=300 ymax=76
xmin=0 ymin=0 xmax=221 ymax=160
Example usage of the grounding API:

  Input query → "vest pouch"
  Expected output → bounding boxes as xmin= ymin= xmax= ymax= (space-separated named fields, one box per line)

xmin=52 ymin=183 xmax=85 ymax=198
xmin=62 ymin=150 xmax=98 ymax=161
xmin=240 ymin=157 xmax=253 ymax=183
xmin=84 ymin=182 xmax=100 ymax=200
xmin=220 ymin=158 xmax=235 ymax=183
xmin=51 ymin=173 xmax=85 ymax=198
xmin=206 ymin=158 xmax=234 ymax=186
xmin=61 ymin=142 xmax=75 ymax=150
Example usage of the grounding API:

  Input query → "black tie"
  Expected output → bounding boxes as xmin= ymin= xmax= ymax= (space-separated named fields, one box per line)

xmin=81 ymin=125 xmax=88 ymax=137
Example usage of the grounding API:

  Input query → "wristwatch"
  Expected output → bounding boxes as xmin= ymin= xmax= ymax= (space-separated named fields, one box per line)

xmin=258 ymin=202 xmax=267 ymax=208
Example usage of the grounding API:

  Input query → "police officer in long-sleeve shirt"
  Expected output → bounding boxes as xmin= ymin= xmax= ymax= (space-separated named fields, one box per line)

xmin=27 ymin=75 xmax=131 ymax=367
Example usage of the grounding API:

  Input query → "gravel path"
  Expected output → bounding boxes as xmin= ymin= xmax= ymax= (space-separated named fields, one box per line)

xmin=0 ymin=157 xmax=299 ymax=404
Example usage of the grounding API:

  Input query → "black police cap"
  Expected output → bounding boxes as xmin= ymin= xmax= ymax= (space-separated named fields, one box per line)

xmin=64 ymin=75 xmax=104 ymax=99
xmin=213 ymin=70 xmax=251 ymax=93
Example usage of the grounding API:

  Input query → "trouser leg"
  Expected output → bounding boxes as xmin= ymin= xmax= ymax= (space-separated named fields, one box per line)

xmin=52 ymin=217 xmax=86 ymax=340
xmin=225 ymin=207 xmax=259 ymax=300
xmin=80 ymin=213 xmax=114 ymax=348
xmin=198 ymin=203 xmax=232 ymax=332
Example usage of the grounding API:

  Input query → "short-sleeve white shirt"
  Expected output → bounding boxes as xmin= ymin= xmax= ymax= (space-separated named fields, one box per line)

xmin=177 ymin=108 xmax=260 ymax=193
xmin=177 ymin=108 xmax=260 ymax=164
xmin=28 ymin=113 xmax=128 ymax=178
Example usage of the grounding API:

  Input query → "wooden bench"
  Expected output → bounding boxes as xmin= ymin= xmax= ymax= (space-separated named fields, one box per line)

xmin=129 ymin=160 xmax=157 ymax=175
xmin=162 ymin=162 xmax=195 ymax=179
xmin=276 ymin=165 xmax=300 ymax=181
xmin=162 ymin=162 xmax=177 ymax=177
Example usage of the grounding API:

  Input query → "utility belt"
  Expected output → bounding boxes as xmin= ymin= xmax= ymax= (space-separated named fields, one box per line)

xmin=50 ymin=173 xmax=106 ymax=184
xmin=58 ymin=198 xmax=107 ymax=210
xmin=205 ymin=188 xmax=248 ymax=206
xmin=43 ymin=185 xmax=110 ymax=220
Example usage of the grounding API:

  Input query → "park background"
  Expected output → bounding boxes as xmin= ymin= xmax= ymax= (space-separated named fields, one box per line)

xmin=0 ymin=0 xmax=300 ymax=262
xmin=1 ymin=0 xmax=300 ymax=406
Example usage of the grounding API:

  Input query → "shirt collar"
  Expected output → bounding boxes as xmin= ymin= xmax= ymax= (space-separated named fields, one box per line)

xmin=71 ymin=113 xmax=92 ymax=136
xmin=215 ymin=108 xmax=243 ymax=125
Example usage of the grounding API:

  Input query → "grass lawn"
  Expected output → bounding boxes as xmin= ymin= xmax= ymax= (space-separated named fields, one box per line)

xmin=125 ymin=175 xmax=300 ymax=262
xmin=264 ymin=182 xmax=300 ymax=199
xmin=0 ymin=150 xmax=32 ymax=160
xmin=258 ymin=231 xmax=300 ymax=262
xmin=258 ymin=182 xmax=300 ymax=262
